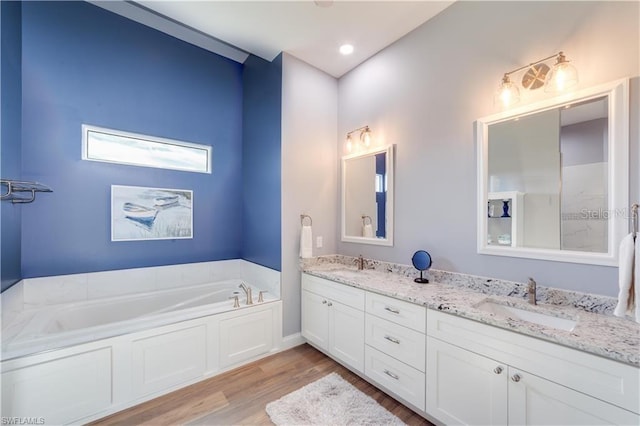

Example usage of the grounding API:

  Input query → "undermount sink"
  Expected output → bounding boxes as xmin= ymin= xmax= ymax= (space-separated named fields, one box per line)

xmin=475 ymin=300 xmax=577 ymax=332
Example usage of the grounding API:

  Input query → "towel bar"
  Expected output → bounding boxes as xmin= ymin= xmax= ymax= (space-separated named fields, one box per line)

xmin=300 ymin=214 xmax=312 ymax=226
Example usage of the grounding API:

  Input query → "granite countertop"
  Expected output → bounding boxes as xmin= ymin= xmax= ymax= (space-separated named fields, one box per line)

xmin=302 ymin=256 xmax=640 ymax=367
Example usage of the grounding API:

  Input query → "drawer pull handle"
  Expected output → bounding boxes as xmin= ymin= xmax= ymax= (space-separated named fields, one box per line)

xmin=383 ymin=369 xmax=399 ymax=380
xmin=511 ymin=374 xmax=521 ymax=382
xmin=493 ymin=366 xmax=503 ymax=374
xmin=384 ymin=335 xmax=400 ymax=344
xmin=384 ymin=307 xmax=400 ymax=314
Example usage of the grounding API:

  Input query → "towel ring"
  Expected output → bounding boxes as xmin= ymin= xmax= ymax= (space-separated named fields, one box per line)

xmin=362 ymin=215 xmax=372 ymax=226
xmin=300 ymin=214 xmax=312 ymax=226
xmin=631 ymin=203 xmax=639 ymax=235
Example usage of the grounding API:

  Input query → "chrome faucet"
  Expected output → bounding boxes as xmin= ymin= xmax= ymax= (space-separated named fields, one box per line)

xmin=527 ymin=278 xmax=537 ymax=305
xmin=239 ymin=282 xmax=253 ymax=305
xmin=356 ymin=255 xmax=366 ymax=271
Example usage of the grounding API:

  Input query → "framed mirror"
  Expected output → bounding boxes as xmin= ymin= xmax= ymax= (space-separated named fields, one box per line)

xmin=477 ymin=79 xmax=629 ymax=265
xmin=342 ymin=145 xmax=394 ymax=246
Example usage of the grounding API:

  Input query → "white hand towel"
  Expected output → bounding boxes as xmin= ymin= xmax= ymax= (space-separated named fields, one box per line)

xmin=300 ymin=225 xmax=313 ymax=258
xmin=635 ymin=234 xmax=639 ymax=322
xmin=363 ymin=223 xmax=374 ymax=238
xmin=614 ymin=233 xmax=635 ymax=318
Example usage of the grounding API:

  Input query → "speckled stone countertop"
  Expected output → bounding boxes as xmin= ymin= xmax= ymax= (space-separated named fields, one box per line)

xmin=301 ymin=255 xmax=640 ymax=367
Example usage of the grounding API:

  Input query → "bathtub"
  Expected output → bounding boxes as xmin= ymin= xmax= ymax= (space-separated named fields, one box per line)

xmin=2 ymin=278 xmax=276 ymax=360
xmin=1 ymin=272 xmax=283 ymax=425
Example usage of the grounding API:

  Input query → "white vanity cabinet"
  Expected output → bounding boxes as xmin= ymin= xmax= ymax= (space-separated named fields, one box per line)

xmin=426 ymin=310 xmax=640 ymax=425
xmin=301 ymin=274 xmax=365 ymax=372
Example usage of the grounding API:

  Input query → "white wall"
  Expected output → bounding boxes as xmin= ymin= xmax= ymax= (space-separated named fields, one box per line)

xmin=337 ymin=1 xmax=639 ymax=296
xmin=281 ymin=54 xmax=338 ymax=337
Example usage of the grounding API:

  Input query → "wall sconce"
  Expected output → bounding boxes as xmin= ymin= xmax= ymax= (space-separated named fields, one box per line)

xmin=345 ymin=126 xmax=372 ymax=153
xmin=495 ymin=51 xmax=578 ymax=108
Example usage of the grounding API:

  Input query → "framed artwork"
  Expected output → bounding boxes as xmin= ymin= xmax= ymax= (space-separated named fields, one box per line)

xmin=111 ymin=185 xmax=193 ymax=241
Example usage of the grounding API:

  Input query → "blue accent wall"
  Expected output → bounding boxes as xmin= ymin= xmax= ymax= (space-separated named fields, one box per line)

xmin=241 ymin=54 xmax=282 ymax=270
xmin=1 ymin=1 xmax=23 ymax=291
xmin=20 ymin=1 xmax=245 ymax=277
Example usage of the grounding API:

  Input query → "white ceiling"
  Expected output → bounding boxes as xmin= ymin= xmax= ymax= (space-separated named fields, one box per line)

xmin=118 ymin=1 xmax=454 ymax=78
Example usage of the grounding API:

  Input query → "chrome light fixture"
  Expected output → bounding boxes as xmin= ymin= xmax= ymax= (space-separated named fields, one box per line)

xmin=345 ymin=126 xmax=372 ymax=153
xmin=495 ymin=51 xmax=578 ymax=108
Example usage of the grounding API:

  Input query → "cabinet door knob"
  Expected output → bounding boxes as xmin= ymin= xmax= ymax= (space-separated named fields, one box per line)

xmin=511 ymin=374 xmax=521 ymax=382
xmin=327 ymin=302 xmax=333 ymax=307
xmin=493 ymin=366 xmax=503 ymax=374
xmin=322 ymin=300 xmax=327 ymax=304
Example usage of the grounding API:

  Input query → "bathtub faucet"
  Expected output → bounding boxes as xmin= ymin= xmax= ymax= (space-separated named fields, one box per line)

xmin=239 ymin=282 xmax=253 ymax=305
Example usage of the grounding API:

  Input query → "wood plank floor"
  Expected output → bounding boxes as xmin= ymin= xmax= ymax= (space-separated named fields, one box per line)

xmin=91 ymin=344 xmax=432 ymax=425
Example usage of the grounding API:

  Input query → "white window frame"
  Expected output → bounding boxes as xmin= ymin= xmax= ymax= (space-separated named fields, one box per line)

xmin=82 ymin=124 xmax=212 ymax=174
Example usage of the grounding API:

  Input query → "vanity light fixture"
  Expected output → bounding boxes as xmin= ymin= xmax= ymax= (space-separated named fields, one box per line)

xmin=345 ymin=126 xmax=372 ymax=153
xmin=496 ymin=51 xmax=578 ymax=108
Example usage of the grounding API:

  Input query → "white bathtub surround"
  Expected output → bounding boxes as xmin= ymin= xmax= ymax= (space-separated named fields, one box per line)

xmin=1 ymin=260 xmax=284 ymax=424
xmin=2 ymin=301 xmax=282 ymax=425
xmin=301 ymin=256 xmax=639 ymax=366
xmin=0 ymin=280 xmax=24 ymax=330
xmin=17 ymin=259 xmax=280 ymax=309
xmin=2 ymin=260 xmax=280 ymax=361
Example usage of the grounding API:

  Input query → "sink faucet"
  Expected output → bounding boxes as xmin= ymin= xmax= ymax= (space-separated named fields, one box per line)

xmin=239 ymin=282 xmax=253 ymax=305
xmin=527 ymin=278 xmax=537 ymax=305
xmin=356 ymin=255 xmax=366 ymax=271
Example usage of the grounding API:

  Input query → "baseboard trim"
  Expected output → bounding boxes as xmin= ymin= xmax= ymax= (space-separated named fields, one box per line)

xmin=281 ymin=332 xmax=305 ymax=350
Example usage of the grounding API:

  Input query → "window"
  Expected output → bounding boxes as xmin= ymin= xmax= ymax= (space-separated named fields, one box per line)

xmin=82 ymin=124 xmax=212 ymax=174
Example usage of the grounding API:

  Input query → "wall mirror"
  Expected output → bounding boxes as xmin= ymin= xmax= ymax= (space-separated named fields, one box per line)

xmin=342 ymin=145 xmax=394 ymax=246
xmin=477 ymin=79 xmax=629 ymax=265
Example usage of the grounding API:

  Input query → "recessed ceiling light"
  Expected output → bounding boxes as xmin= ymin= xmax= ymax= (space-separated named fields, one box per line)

xmin=339 ymin=44 xmax=354 ymax=55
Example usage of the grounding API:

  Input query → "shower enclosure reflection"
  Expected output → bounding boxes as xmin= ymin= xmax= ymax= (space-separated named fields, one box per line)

xmin=477 ymin=79 xmax=629 ymax=266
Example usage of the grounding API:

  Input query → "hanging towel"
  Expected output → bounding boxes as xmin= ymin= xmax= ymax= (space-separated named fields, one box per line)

xmin=614 ymin=233 xmax=635 ymax=319
xmin=635 ymin=234 xmax=640 ymax=322
xmin=363 ymin=223 xmax=374 ymax=238
xmin=300 ymin=225 xmax=313 ymax=258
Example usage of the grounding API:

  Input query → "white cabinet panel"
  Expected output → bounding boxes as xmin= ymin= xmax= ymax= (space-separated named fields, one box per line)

xmin=509 ymin=369 xmax=639 ymax=425
xmin=302 ymin=274 xmax=365 ymax=310
xmin=365 ymin=346 xmax=425 ymax=411
xmin=366 ymin=292 xmax=426 ymax=333
xmin=1 ymin=348 xmax=112 ymax=425
xmin=330 ymin=301 xmax=365 ymax=371
xmin=365 ymin=313 xmax=425 ymax=371
xmin=426 ymin=337 xmax=507 ymax=425
xmin=132 ymin=325 xmax=206 ymax=397
xmin=301 ymin=289 xmax=329 ymax=350
xmin=219 ymin=307 xmax=274 ymax=368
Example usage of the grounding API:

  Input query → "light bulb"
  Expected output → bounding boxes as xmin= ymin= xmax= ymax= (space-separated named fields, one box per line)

xmin=545 ymin=52 xmax=578 ymax=93
xmin=495 ymin=74 xmax=520 ymax=108
xmin=361 ymin=128 xmax=371 ymax=147
xmin=345 ymin=134 xmax=353 ymax=153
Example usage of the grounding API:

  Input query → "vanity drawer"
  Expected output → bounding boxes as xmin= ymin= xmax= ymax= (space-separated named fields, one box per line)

xmin=365 ymin=313 xmax=425 ymax=372
xmin=366 ymin=292 xmax=426 ymax=333
xmin=365 ymin=345 xmax=425 ymax=411
xmin=302 ymin=273 xmax=365 ymax=311
xmin=427 ymin=310 xmax=640 ymax=414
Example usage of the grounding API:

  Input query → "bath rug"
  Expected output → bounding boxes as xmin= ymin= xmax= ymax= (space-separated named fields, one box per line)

xmin=265 ymin=372 xmax=407 ymax=426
